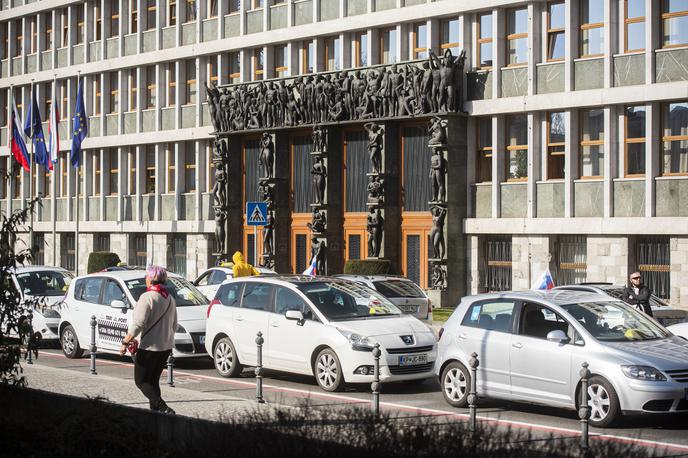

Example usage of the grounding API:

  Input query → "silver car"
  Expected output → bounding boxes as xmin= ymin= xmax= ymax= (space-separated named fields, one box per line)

xmin=436 ymin=290 xmax=688 ymax=427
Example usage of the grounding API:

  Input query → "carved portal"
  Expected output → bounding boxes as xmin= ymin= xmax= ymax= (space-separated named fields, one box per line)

xmin=212 ymin=138 xmax=230 ymax=260
xmin=428 ymin=117 xmax=449 ymax=290
xmin=307 ymin=126 xmax=329 ymax=274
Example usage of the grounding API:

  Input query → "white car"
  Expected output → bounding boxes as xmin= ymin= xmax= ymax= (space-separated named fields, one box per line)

xmin=205 ymin=276 xmax=437 ymax=391
xmin=193 ymin=266 xmax=275 ymax=301
xmin=667 ymin=319 xmax=688 ymax=340
xmin=4 ymin=266 xmax=74 ymax=341
xmin=334 ymin=275 xmax=432 ymax=320
xmin=58 ymin=271 xmax=210 ymax=359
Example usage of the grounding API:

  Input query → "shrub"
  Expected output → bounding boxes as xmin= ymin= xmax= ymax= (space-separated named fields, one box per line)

xmin=343 ymin=259 xmax=393 ymax=275
xmin=87 ymin=252 xmax=121 ymax=274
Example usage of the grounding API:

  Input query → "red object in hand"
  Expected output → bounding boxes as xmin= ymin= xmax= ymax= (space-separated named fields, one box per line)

xmin=127 ymin=340 xmax=139 ymax=355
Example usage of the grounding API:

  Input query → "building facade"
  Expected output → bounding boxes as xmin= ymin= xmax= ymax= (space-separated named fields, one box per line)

xmin=0 ymin=0 xmax=687 ymax=307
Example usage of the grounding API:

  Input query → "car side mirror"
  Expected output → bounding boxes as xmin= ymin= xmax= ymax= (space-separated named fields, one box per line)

xmin=111 ymin=300 xmax=128 ymax=310
xmin=546 ymin=329 xmax=570 ymax=344
xmin=285 ymin=310 xmax=304 ymax=322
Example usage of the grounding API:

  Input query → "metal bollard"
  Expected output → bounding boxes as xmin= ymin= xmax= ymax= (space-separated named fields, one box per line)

xmin=166 ymin=353 xmax=175 ymax=387
xmin=578 ymin=362 xmax=591 ymax=452
xmin=468 ymin=352 xmax=479 ymax=434
xmin=255 ymin=331 xmax=265 ymax=403
xmin=89 ymin=315 xmax=97 ymax=375
xmin=371 ymin=343 xmax=381 ymax=418
xmin=26 ymin=313 xmax=34 ymax=365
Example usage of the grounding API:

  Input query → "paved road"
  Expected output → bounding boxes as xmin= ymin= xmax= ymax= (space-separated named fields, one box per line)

xmin=29 ymin=348 xmax=688 ymax=455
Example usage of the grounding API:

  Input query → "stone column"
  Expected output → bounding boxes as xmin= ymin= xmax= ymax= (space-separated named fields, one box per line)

xmin=272 ymin=131 xmax=290 ymax=273
xmin=586 ymin=236 xmax=629 ymax=285
xmin=325 ymin=126 xmax=344 ymax=274
xmin=381 ymin=122 xmax=401 ymax=272
xmin=670 ymin=237 xmax=688 ymax=307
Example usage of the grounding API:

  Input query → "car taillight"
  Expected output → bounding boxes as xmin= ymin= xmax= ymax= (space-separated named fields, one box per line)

xmin=438 ymin=327 xmax=444 ymax=341
xmin=207 ymin=298 xmax=220 ymax=318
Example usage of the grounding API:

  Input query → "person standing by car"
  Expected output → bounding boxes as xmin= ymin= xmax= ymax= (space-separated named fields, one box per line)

xmin=119 ymin=266 xmax=178 ymax=414
xmin=232 ymin=251 xmax=261 ymax=278
xmin=623 ymin=272 xmax=653 ymax=317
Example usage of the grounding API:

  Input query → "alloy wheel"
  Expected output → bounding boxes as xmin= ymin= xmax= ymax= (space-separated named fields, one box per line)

xmin=317 ymin=353 xmax=338 ymax=389
xmin=215 ymin=341 xmax=234 ymax=375
xmin=62 ymin=329 xmax=75 ymax=354
xmin=587 ymin=383 xmax=611 ymax=422
xmin=444 ymin=367 xmax=468 ymax=402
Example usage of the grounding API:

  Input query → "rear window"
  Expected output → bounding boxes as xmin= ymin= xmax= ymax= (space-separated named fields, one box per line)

xmin=462 ymin=300 xmax=516 ymax=333
xmin=372 ymin=280 xmax=425 ymax=298
xmin=125 ymin=277 xmax=208 ymax=306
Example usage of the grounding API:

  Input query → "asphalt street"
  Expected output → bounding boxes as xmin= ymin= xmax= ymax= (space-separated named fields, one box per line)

xmin=27 ymin=347 xmax=688 ymax=456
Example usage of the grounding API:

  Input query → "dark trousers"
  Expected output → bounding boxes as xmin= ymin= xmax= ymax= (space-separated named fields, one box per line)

xmin=134 ymin=348 xmax=171 ymax=410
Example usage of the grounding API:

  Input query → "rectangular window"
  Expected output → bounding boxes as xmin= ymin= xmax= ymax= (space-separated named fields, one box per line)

xmin=60 ymin=9 xmax=69 ymax=48
xmin=14 ymin=19 xmax=22 ymax=56
xmin=109 ymin=150 xmax=119 ymax=195
xmin=207 ymin=140 xmax=215 ymax=193
xmin=60 ymin=156 xmax=67 ymax=197
xmin=580 ymin=108 xmax=605 ymax=178
xmin=662 ymin=0 xmax=688 ymax=48
xmin=412 ymin=23 xmax=427 ymax=59
xmin=252 ymin=0 xmax=264 ymax=9
xmin=146 ymin=66 xmax=156 ymax=108
xmin=128 ymin=150 xmax=137 ymax=194
xmin=302 ymin=40 xmax=314 ymax=74
xmin=325 ymin=36 xmax=340 ymax=71
xmin=95 ymin=3 xmax=102 ymax=41
xmin=440 ymin=18 xmax=459 ymax=55
xmin=43 ymin=82 xmax=52 ymax=116
xmin=61 ymin=234 xmax=76 ymax=272
xmin=13 ymin=165 xmax=21 ymax=199
xmin=355 ymin=31 xmax=368 ymax=66
xmin=185 ymin=146 xmax=196 ymax=192
xmin=75 ymin=5 xmax=84 ymax=45
xmin=555 ymin=235 xmax=587 ymax=285
xmin=274 ymin=44 xmax=288 ymax=78
xmin=228 ymin=52 xmax=241 ymax=83
xmin=166 ymin=0 xmax=175 ymax=27
xmin=93 ymin=152 xmax=101 ymax=196
xmin=477 ymin=117 xmax=492 ymax=183
xmin=207 ymin=56 xmax=218 ymax=87
xmin=44 ymin=13 xmax=53 ymax=50
xmin=185 ymin=60 xmax=196 ymax=104
xmin=207 ymin=0 xmax=218 ymax=18
xmin=94 ymin=234 xmax=110 ymax=252
xmin=129 ymin=69 xmax=138 ymax=111
xmin=146 ymin=0 xmax=157 ymax=29
xmin=625 ymin=105 xmax=646 ymax=176
xmin=635 ymin=236 xmax=670 ymax=300
xmin=507 ymin=7 xmax=528 ymax=66
xmin=130 ymin=234 xmax=147 ymax=267
xmin=624 ymin=0 xmax=645 ymax=52
xmin=477 ymin=13 xmax=493 ymax=68
xmin=547 ymin=112 xmax=566 ymax=180
xmin=0 ymin=158 xmax=7 ymax=200
xmin=34 ymin=233 xmax=45 ymax=265
xmin=109 ymin=72 xmax=119 ymax=113
xmin=28 ymin=16 xmax=36 ymax=54
xmin=94 ymin=77 xmax=102 ymax=115
xmin=130 ymin=0 xmax=138 ymax=34
xmin=185 ymin=0 xmax=197 ymax=22
xmin=110 ymin=2 xmax=120 ymax=37
xmin=581 ymin=0 xmax=604 ymax=57
xmin=661 ymin=101 xmax=688 ymax=175
xmin=167 ymin=146 xmax=175 ymax=193
xmin=229 ymin=0 xmax=241 ymax=14
xmin=484 ymin=237 xmax=512 ymax=292
xmin=379 ymin=27 xmax=397 ymax=64
xmin=169 ymin=235 xmax=187 ymax=278
xmin=547 ymin=2 xmax=565 ymax=61
xmin=167 ymin=62 xmax=176 ymax=106
xmin=145 ymin=146 xmax=156 ymax=194
xmin=41 ymin=166 xmax=50 ymax=198
xmin=506 ymin=115 xmax=528 ymax=180
xmin=253 ymin=48 xmax=264 ymax=79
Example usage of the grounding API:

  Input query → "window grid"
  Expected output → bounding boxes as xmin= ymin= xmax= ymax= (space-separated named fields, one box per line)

xmin=145 ymin=146 xmax=156 ymax=194
xmin=274 ymin=44 xmax=288 ymax=78
xmin=109 ymin=150 xmax=119 ymax=195
xmin=624 ymin=105 xmax=646 ymax=177
xmin=253 ymin=48 xmax=264 ymax=79
xmin=93 ymin=152 xmax=101 ymax=196
xmin=477 ymin=118 xmax=492 ymax=183
xmin=130 ymin=0 xmax=139 ymax=34
xmin=167 ymin=146 xmax=176 ymax=193
xmin=354 ymin=32 xmax=368 ymax=67
xmin=624 ymin=0 xmax=645 ymax=53
xmin=661 ymin=0 xmax=688 ymax=48
xmin=547 ymin=112 xmax=566 ymax=180
xmin=506 ymin=8 xmax=528 ymax=66
xmin=110 ymin=2 xmax=120 ymax=38
xmin=412 ymin=23 xmax=427 ymax=60
xmin=379 ymin=27 xmax=397 ymax=65
xmin=166 ymin=0 xmax=175 ymax=27
xmin=547 ymin=2 xmax=565 ymax=62
xmin=439 ymin=18 xmax=459 ymax=55
xmin=505 ymin=115 xmax=528 ymax=181
xmin=129 ymin=69 xmax=138 ymax=111
xmin=229 ymin=52 xmax=241 ymax=83
xmin=109 ymin=72 xmax=119 ymax=114
xmin=185 ymin=146 xmax=196 ymax=193
xmin=185 ymin=59 xmax=197 ymax=105
xmin=580 ymin=0 xmax=604 ymax=58
xmin=661 ymin=102 xmax=688 ymax=176
xmin=167 ymin=63 xmax=176 ymax=107
xmin=580 ymin=108 xmax=605 ymax=179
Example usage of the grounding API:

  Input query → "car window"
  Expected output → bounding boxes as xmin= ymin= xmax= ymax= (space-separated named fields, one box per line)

xmin=102 ymin=280 xmax=129 ymax=307
xmin=195 ymin=271 xmax=212 ymax=286
xmin=125 ymin=277 xmax=208 ymax=306
xmin=209 ymin=270 xmax=229 ymax=285
xmin=274 ymin=287 xmax=318 ymax=320
xmin=15 ymin=270 xmax=73 ymax=297
xmin=75 ymin=278 xmax=105 ymax=304
xmin=372 ymin=280 xmax=425 ymax=298
xmin=563 ymin=301 xmax=669 ymax=342
xmin=519 ymin=302 xmax=573 ymax=341
xmin=462 ymin=301 xmax=516 ymax=332
xmin=241 ymin=283 xmax=274 ymax=312
xmin=217 ymin=282 xmax=243 ymax=307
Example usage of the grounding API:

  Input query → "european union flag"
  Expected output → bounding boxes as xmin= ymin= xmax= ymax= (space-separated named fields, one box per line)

xmin=23 ymin=90 xmax=50 ymax=169
xmin=70 ymin=78 xmax=88 ymax=168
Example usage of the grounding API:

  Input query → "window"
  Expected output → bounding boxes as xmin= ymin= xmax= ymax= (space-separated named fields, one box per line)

xmin=462 ymin=300 xmax=515 ymax=332
xmin=661 ymin=102 xmax=688 ymax=175
xmin=477 ymin=13 xmax=493 ymax=68
xmin=43 ymin=82 xmax=52 ymax=116
xmin=129 ymin=69 xmax=138 ymax=111
xmin=94 ymin=233 xmax=111 ymax=252
xmin=379 ymin=27 xmax=397 ymax=64
xmin=635 ymin=236 xmax=670 ymax=300
xmin=506 ymin=115 xmax=528 ymax=180
xmin=61 ymin=234 xmax=76 ymax=272
xmin=547 ymin=112 xmax=566 ymax=180
xmin=166 ymin=0 xmax=175 ymax=27
xmin=207 ymin=140 xmax=215 ymax=192
xmin=185 ymin=0 xmax=197 ymax=22
xmin=439 ymin=18 xmax=459 ymax=55
xmin=252 ymin=48 xmax=264 ymax=80
xmin=14 ymin=19 xmax=22 ymax=57
xmin=110 ymin=2 xmax=120 ymax=38
xmin=519 ymin=303 xmax=571 ymax=341
xmin=0 ymin=159 xmax=7 ymax=200
xmin=145 ymin=146 xmax=156 ymax=193
xmin=93 ymin=152 xmax=101 ymax=196
xmin=252 ymin=0 xmax=264 ymax=9
xmin=412 ymin=23 xmax=427 ymax=59
xmin=169 ymin=235 xmax=186 ymax=277
xmin=129 ymin=0 xmax=138 ymax=34
xmin=28 ymin=16 xmax=36 ymax=54
xmin=95 ymin=3 xmax=102 ymax=40
xmin=324 ymin=36 xmax=340 ymax=71
xmin=109 ymin=72 xmax=119 ymax=113
xmin=33 ymin=233 xmax=45 ymax=265
xmin=547 ymin=2 xmax=565 ymax=61
xmin=166 ymin=62 xmax=176 ymax=106
xmin=229 ymin=0 xmax=241 ymax=14
xmin=74 ymin=278 xmax=104 ymax=303
xmin=130 ymin=234 xmax=147 ymax=266
xmin=103 ymin=280 xmax=128 ymax=307
xmin=207 ymin=56 xmax=218 ymax=89
xmin=185 ymin=59 xmax=196 ymax=104
xmin=216 ymin=282 xmax=243 ymax=306
xmin=581 ymin=0 xmax=604 ymax=57
xmin=207 ymin=0 xmax=218 ymax=18
xmin=507 ymin=8 xmax=528 ymax=66
xmin=60 ymin=9 xmax=69 ymax=48
xmin=43 ymin=14 xmax=53 ymax=49
xmin=624 ymin=0 xmax=645 ymax=52
xmin=484 ymin=236 xmax=511 ymax=292
xmin=355 ymin=31 xmax=368 ymax=66
xmin=625 ymin=105 xmax=646 ymax=176
xmin=109 ymin=150 xmax=118 ymax=195
xmin=555 ymin=235 xmax=587 ymax=285
xmin=167 ymin=146 xmax=175 ymax=193
xmin=13 ymin=165 xmax=21 ymax=199
xmin=241 ymin=283 xmax=273 ymax=311
xmin=93 ymin=77 xmax=102 ymax=115
xmin=59 ymin=156 xmax=67 ymax=197
xmin=146 ymin=66 xmax=156 ymax=108
xmin=580 ymin=108 xmax=604 ymax=178
xmin=275 ymin=287 xmax=315 ymax=320
xmin=662 ymin=0 xmax=688 ymax=48
xmin=274 ymin=44 xmax=288 ymax=78
xmin=75 ymin=5 xmax=84 ymax=45
xmin=184 ymin=145 xmax=196 ymax=192
xmin=302 ymin=40 xmax=314 ymax=74
xmin=477 ymin=117 xmax=492 ymax=182
xmin=128 ymin=150 xmax=137 ymax=194
xmin=228 ymin=52 xmax=241 ymax=83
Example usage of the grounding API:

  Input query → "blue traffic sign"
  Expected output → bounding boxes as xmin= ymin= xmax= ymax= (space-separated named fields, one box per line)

xmin=246 ymin=201 xmax=268 ymax=226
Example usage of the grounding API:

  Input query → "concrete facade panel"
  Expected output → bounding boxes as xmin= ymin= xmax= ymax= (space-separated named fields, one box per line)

xmin=89 ymin=117 xmax=101 ymax=137
xmin=142 ymin=196 xmax=153 ymax=221
xmin=500 ymin=183 xmax=527 ymax=218
xmin=182 ymin=23 xmax=197 ymax=45
xmin=574 ymin=58 xmax=604 ymax=91
xmin=270 ymin=6 xmax=288 ymax=30
xmin=472 ymin=184 xmax=491 ymax=218
xmin=501 ymin=67 xmax=528 ymax=98
xmin=375 ymin=0 xmax=396 ymax=11
xmin=105 ymin=196 xmax=118 ymax=221
xmin=574 ymin=181 xmax=603 ymax=217
xmin=57 ymin=48 xmax=68 ymax=67
xmin=587 ymin=236 xmax=628 ymax=284
xmin=143 ymin=31 xmax=156 ymax=53
xmin=536 ymin=182 xmax=564 ymax=218
xmin=124 ymin=35 xmax=137 ymax=56
xmin=613 ymin=180 xmax=645 ymax=217
xmin=225 ymin=14 xmax=241 ymax=37
xmin=73 ymin=44 xmax=84 ymax=64
xmin=656 ymin=49 xmax=688 ymax=83
xmin=182 ymin=194 xmax=195 ymax=220
xmin=40 ymin=50 xmax=51 ymax=68
xmin=246 ymin=11 xmax=264 ymax=34
xmin=614 ymin=54 xmax=645 ymax=87
xmin=87 ymin=198 xmax=99 ymax=221
xmin=346 ymin=0 xmax=366 ymax=16
xmin=106 ymin=114 xmax=119 ymax=136
xmin=161 ymin=195 xmax=175 ymax=220
xmin=56 ymin=199 xmax=67 ymax=221
xmin=124 ymin=112 xmax=137 ymax=135
xmin=203 ymin=19 xmax=219 ymax=41
xmin=467 ymin=71 xmax=492 ymax=100
xmin=106 ymin=38 xmax=119 ymax=60
xmin=536 ymin=63 xmax=564 ymax=94
xmin=656 ymin=179 xmax=688 ymax=217
xmin=88 ymin=42 xmax=100 ymax=61
xmin=162 ymin=27 xmax=176 ymax=49
xmin=123 ymin=196 xmax=134 ymax=220
xmin=294 ymin=0 xmax=314 ymax=26
xmin=26 ymin=54 xmax=36 ymax=73
xmin=162 ymin=108 xmax=175 ymax=130
xmin=142 ymin=110 xmax=155 ymax=132
xmin=181 ymin=106 xmax=196 ymax=128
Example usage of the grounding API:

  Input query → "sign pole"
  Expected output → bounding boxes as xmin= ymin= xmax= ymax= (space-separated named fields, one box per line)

xmin=254 ymin=225 xmax=257 ymax=266
xmin=29 ymin=79 xmax=35 ymax=257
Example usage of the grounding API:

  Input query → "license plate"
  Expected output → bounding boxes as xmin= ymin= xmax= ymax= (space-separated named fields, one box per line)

xmin=399 ymin=305 xmax=419 ymax=313
xmin=398 ymin=354 xmax=428 ymax=366
xmin=199 ymin=336 xmax=206 ymax=345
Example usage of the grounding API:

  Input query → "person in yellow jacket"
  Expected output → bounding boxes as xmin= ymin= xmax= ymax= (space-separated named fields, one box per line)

xmin=232 ymin=251 xmax=261 ymax=278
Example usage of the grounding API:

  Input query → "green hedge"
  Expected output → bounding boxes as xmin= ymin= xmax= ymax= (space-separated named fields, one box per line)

xmin=87 ymin=252 xmax=121 ymax=274
xmin=343 ymin=259 xmax=393 ymax=275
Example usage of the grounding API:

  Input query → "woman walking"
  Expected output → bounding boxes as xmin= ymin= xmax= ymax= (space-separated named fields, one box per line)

xmin=119 ymin=266 xmax=177 ymax=414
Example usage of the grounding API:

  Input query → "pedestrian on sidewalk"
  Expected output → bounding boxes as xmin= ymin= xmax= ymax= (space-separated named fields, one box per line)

xmin=232 ymin=251 xmax=261 ymax=278
xmin=623 ymin=271 xmax=653 ymax=317
xmin=119 ymin=265 xmax=178 ymax=414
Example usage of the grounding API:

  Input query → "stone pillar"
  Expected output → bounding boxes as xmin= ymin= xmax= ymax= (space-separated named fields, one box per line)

xmin=272 ymin=131 xmax=291 ymax=273
xmin=586 ymin=236 xmax=629 ymax=285
xmin=110 ymin=233 xmax=128 ymax=264
xmin=670 ymin=237 xmax=688 ymax=307
xmin=325 ymin=126 xmax=344 ymax=274
xmin=381 ymin=122 xmax=401 ymax=272
xmin=77 ymin=233 xmax=93 ymax=274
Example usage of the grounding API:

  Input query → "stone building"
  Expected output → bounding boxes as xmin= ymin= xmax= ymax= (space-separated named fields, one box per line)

xmin=0 ymin=0 xmax=687 ymax=307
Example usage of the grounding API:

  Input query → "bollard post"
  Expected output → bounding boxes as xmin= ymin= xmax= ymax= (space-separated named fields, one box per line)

xmin=89 ymin=315 xmax=97 ymax=375
xmin=255 ymin=331 xmax=265 ymax=403
xmin=26 ymin=313 xmax=34 ymax=365
xmin=166 ymin=353 xmax=175 ymax=387
xmin=578 ymin=362 xmax=591 ymax=453
xmin=371 ymin=343 xmax=381 ymax=418
xmin=468 ymin=352 xmax=479 ymax=434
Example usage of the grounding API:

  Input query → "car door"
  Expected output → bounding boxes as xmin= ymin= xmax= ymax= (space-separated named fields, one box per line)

xmin=509 ymin=302 xmax=574 ymax=407
xmin=458 ymin=299 xmax=516 ymax=396
xmin=207 ymin=281 xmax=244 ymax=352
xmin=267 ymin=286 xmax=325 ymax=373
xmin=96 ymin=279 xmax=132 ymax=352
xmin=233 ymin=282 xmax=273 ymax=366
xmin=70 ymin=277 xmax=106 ymax=347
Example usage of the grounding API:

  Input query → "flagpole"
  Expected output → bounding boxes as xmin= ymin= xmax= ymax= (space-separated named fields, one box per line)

xmin=52 ymin=75 xmax=57 ymax=268
xmin=74 ymin=72 xmax=81 ymax=275
xmin=29 ymin=79 xmax=35 ymax=258
xmin=8 ymin=84 xmax=13 ymax=217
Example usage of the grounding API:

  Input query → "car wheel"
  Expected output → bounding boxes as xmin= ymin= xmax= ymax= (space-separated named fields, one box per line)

xmin=315 ymin=348 xmax=344 ymax=392
xmin=213 ymin=337 xmax=242 ymax=377
xmin=585 ymin=376 xmax=621 ymax=428
xmin=60 ymin=325 xmax=84 ymax=359
xmin=441 ymin=361 xmax=470 ymax=407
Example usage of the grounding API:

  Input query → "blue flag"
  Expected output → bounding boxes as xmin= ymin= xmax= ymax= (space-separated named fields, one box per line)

xmin=70 ymin=79 xmax=88 ymax=168
xmin=23 ymin=91 xmax=50 ymax=169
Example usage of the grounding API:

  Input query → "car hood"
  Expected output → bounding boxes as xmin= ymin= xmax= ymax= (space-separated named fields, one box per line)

xmin=333 ymin=315 xmax=433 ymax=338
xmin=176 ymin=306 xmax=207 ymax=332
xmin=602 ymin=337 xmax=688 ymax=370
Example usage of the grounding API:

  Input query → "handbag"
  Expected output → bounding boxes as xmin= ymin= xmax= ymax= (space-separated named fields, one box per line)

xmin=127 ymin=339 xmax=139 ymax=356
xmin=127 ymin=296 xmax=173 ymax=357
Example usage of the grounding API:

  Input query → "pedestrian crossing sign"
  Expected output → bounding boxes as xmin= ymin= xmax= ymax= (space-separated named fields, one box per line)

xmin=246 ymin=201 xmax=268 ymax=226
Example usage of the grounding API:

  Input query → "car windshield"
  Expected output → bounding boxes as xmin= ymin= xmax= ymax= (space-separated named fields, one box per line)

xmin=297 ymin=281 xmax=402 ymax=321
xmin=372 ymin=280 xmax=425 ymax=298
xmin=16 ymin=270 xmax=74 ymax=296
xmin=125 ymin=277 xmax=208 ymax=306
xmin=562 ymin=301 xmax=669 ymax=342
xmin=604 ymin=288 xmax=670 ymax=309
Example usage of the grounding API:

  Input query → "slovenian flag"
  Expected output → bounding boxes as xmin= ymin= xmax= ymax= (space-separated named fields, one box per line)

xmin=9 ymin=102 xmax=30 ymax=172
xmin=47 ymin=92 xmax=60 ymax=168
xmin=302 ymin=256 xmax=317 ymax=276
xmin=532 ymin=268 xmax=555 ymax=290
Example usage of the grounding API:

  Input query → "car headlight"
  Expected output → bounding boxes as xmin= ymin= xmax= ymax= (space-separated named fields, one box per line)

xmin=176 ymin=325 xmax=187 ymax=334
xmin=337 ymin=328 xmax=375 ymax=352
xmin=621 ymin=365 xmax=666 ymax=381
xmin=42 ymin=309 xmax=61 ymax=319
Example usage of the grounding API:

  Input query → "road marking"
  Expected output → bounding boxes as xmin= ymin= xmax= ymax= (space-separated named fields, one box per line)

xmin=36 ymin=351 xmax=688 ymax=452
